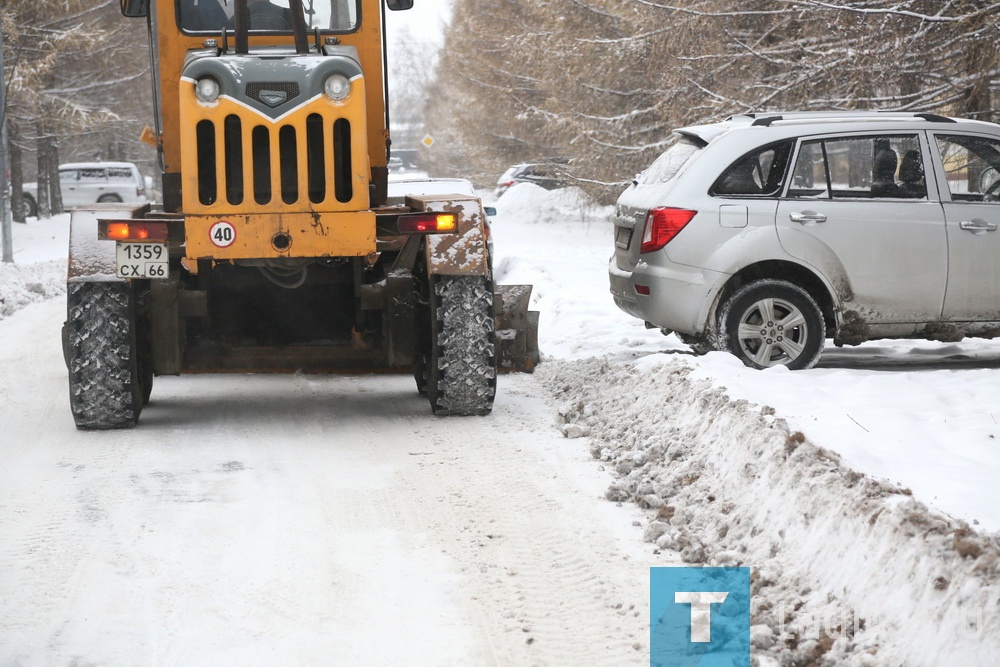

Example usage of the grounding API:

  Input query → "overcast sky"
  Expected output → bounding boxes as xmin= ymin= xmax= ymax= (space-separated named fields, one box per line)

xmin=385 ymin=0 xmax=454 ymax=49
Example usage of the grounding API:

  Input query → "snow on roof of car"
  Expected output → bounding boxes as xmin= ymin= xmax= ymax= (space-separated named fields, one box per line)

xmin=385 ymin=177 xmax=478 ymax=205
xmin=59 ymin=161 xmax=140 ymax=170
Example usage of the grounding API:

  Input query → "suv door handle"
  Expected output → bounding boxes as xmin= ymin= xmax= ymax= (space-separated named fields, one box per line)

xmin=789 ymin=211 xmax=827 ymax=225
xmin=959 ymin=219 xmax=998 ymax=233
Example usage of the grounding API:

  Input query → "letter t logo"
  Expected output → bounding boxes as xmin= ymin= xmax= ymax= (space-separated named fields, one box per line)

xmin=674 ymin=591 xmax=729 ymax=642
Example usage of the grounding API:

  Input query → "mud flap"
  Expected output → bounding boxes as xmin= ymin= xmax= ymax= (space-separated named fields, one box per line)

xmin=494 ymin=284 xmax=540 ymax=372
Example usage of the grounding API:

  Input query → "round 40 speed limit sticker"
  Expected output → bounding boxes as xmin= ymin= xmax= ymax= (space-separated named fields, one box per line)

xmin=209 ymin=220 xmax=237 ymax=248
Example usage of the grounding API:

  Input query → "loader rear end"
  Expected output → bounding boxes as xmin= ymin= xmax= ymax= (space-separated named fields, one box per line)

xmin=63 ymin=0 xmax=538 ymax=429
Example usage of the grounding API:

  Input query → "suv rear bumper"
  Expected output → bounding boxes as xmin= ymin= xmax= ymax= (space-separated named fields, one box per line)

xmin=609 ymin=257 xmax=725 ymax=335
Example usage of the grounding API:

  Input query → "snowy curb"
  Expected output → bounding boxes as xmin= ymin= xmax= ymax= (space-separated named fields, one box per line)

xmin=539 ymin=357 xmax=1000 ymax=666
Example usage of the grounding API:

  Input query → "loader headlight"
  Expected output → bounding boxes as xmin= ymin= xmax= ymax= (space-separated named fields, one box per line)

xmin=324 ymin=74 xmax=351 ymax=101
xmin=195 ymin=77 xmax=221 ymax=103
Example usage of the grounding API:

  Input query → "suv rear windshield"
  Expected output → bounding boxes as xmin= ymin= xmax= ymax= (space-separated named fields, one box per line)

xmin=178 ymin=0 xmax=359 ymax=33
xmin=637 ymin=138 xmax=700 ymax=185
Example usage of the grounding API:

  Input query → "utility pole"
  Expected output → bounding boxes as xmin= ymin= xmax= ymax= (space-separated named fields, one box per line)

xmin=1 ymin=28 xmax=14 ymax=263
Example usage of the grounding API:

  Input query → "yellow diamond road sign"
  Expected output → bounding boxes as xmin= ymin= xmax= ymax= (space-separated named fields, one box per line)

xmin=422 ymin=134 xmax=435 ymax=148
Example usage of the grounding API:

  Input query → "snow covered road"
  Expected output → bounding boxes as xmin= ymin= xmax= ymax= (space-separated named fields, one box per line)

xmin=1 ymin=299 xmax=658 ymax=665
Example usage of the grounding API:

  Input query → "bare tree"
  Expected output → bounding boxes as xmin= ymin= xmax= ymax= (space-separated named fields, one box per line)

xmin=432 ymin=0 xmax=1000 ymax=203
xmin=2 ymin=0 xmax=154 ymax=217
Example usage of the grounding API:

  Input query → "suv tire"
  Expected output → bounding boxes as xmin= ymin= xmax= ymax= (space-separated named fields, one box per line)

xmin=98 ymin=194 xmax=123 ymax=203
xmin=718 ymin=279 xmax=824 ymax=370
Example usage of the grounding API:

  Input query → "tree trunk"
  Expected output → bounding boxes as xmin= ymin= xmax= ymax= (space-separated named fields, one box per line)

xmin=9 ymin=123 xmax=26 ymax=223
xmin=46 ymin=136 xmax=63 ymax=215
xmin=107 ymin=139 xmax=125 ymax=161
xmin=959 ymin=17 xmax=996 ymax=123
xmin=36 ymin=121 xmax=51 ymax=219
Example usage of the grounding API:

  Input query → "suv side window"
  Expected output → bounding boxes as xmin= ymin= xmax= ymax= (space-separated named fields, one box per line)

xmin=107 ymin=167 xmax=134 ymax=180
xmin=789 ymin=141 xmax=828 ymax=197
xmin=711 ymin=140 xmax=792 ymax=197
xmin=79 ymin=168 xmax=109 ymax=181
xmin=934 ymin=135 xmax=1000 ymax=202
xmin=788 ymin=135 xmax=926 ymax=200
xmin=59 ymin=169 xmax=79 ymax=182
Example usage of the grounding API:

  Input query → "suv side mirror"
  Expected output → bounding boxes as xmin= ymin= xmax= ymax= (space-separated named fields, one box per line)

xmin=386 ymin=0 xmax=413 ymax=10
xmin=120 ymin=0 xmax=149 ymax=17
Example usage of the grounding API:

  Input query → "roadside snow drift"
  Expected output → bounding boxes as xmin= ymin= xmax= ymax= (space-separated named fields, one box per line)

xmin=0 ymin=259 xmax=65 ymax=320
xmin=543 ymin=358 xmax=1000 ymax=665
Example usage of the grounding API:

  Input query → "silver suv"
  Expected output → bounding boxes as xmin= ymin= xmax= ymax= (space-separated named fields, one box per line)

xmin=22 ymin=161 xmax=147 ymax=217
xmin=610 ymin=111 xmax=1000 ymax=369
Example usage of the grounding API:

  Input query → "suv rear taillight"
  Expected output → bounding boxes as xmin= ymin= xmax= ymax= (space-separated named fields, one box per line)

xmin=640 ymin=207 xmax=696 ymax=254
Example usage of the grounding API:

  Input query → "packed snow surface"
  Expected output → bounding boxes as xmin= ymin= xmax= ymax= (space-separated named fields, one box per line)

xmin=2 ymin=188 xmax=999 ymax=665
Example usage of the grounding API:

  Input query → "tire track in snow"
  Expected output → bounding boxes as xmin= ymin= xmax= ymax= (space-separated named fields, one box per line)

xmin=397 ymin=380 xmax=653 ymax=666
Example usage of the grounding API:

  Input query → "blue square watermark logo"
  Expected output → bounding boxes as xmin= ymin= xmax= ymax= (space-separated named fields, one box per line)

xmin=650 ymin=567 xmax=750 ymax=667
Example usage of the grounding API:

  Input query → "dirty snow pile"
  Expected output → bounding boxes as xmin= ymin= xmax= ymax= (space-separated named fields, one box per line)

xmin=541 ymin=358 xmax=1000 ymax=665
xmin=0 ymin=215 xmax=69 ymax=321
xmin=0 ymin=258 xmax=66 ymax=320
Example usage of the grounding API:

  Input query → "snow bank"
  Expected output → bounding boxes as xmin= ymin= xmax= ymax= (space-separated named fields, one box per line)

xmin=0 ymin=215 xmax=70 ymax=321
xmin=0 ymin=259 xmax=66 ymax=321
xmin=542 ymin=357 xmax=1000 ymax=666
xmin=494 ymin=183 xmax=611 ymax=225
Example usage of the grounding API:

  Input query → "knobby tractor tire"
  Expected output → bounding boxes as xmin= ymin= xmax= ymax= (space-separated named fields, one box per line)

xmin=67 ymin=281 xmax=144 ymax=429
xmin=427 ymin=275 xmax=497 ymax=416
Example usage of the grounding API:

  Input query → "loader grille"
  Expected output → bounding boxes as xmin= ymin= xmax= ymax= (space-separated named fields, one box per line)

xmin=195 ymin=114 xmax=353 ymax=208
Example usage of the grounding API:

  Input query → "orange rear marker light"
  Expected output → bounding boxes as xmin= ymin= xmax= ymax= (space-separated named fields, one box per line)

xmin=101 ymin=221 xmax=169 ymax=242
xmin=397 ymin=213 xmax=458 ymax=233
xmin=107 ymin=223 xmax=131 ymax=240
xmin=435 ymin=214 xmax=457 ymax=232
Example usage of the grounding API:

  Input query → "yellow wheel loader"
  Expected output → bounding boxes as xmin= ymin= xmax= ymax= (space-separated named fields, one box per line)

xmin=63 ymin=0 xmax=539 ymax=429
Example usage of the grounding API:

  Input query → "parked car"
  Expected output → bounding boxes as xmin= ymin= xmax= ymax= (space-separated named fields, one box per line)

xmin=495 ymin=162 xmax=567 ymax=197
xmin=610 ymin=111 xmax=1000 ymax=369
xmin=21 ymin=161 xmax=147 ymax=217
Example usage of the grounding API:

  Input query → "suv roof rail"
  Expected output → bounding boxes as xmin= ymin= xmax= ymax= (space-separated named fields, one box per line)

xmin=913 ymin=112 xmax=957 ymax=123
xmin=728 ymin=110 xmax=959 ymax=127
xmin=726 ymin=110 xmax=956 ymax=127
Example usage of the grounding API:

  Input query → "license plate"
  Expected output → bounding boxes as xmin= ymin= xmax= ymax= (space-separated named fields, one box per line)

xmin=615 ymin=226 xmax=633 ymax=249
xmin=116 ymin=242 xmax=168 ymax=278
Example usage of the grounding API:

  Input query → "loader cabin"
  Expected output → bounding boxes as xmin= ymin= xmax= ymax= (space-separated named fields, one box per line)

xmin=120 ymin=0 xmax=412 ymax=225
